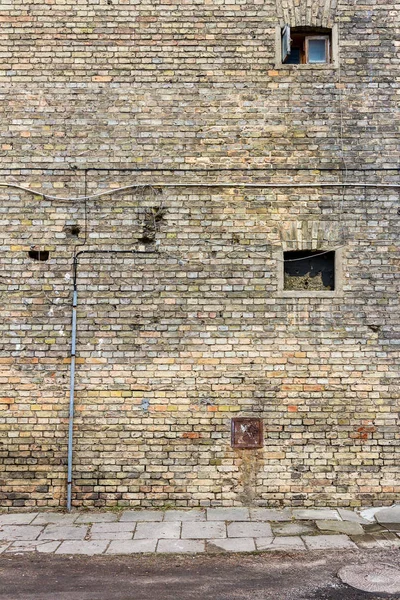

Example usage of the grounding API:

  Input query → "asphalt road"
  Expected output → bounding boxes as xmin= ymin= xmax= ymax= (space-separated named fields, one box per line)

xmin=0 ymin=549 xmax=399 ymax=600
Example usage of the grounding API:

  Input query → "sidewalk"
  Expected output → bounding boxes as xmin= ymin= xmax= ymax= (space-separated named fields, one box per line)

xmin=0 ymin=506 xmax=399 ymax=556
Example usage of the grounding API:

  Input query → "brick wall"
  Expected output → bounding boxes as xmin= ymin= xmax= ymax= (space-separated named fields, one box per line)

xmin=0 ymin=0 xmax=399 ymax=509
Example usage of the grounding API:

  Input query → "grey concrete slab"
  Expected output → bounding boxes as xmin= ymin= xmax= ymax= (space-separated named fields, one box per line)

xmin=207 ymin=508 xmax=250 ymax=521
xmin=0 ymin=526 xmax=43 ymax=541
xmin=134 ymin=522 xmax=180 ymax=540
xmin=0 ymin=514 xmax=38 ymax=526
xmin=0 ymin=543 xmax=10 ymax=554
xmin=363 ymin=523 xmax=388 ymax=534
xmin=56 ymin=540 xmax=109 ymax=555
xmin=269 ymin=536 xmax=307 ymax=551
xmin=31 ymin=513 xmax=78 ymax=526
xmin=316 ymin=520 xmax=364 ymax=536
xmin=375 ymin=505 xmax=400 ymax=524
xmin=164 ymin=510 xmax=206 ymax=522
xmin=6 ymin=541 xmax=61 ymax=553
xmin=292 ymin=509 xmax=340 ymax=521
xmin=106 ymin=539 xmax=157 ymax=554
xmin=120 ymin=511 xmax=164 ymax=522
xmin=256 ymin=536 xmax=306 ymax=551
xmin=227 ymin=522 xmax=272 ymax=538
xmin=359 ymin=507 xmax=380 ymax=522
xmin=250 ymin=508 xmax=292 ymax=522
xmin=90 ymin=531 xmax=133 ymax=540
xmin=157 ymin=539 xmax=205 ymax=553
xmin=91 ymin=522 xmax=136 ymax=534
xmin=303 ymin=534 xmax=357 ymax=550
xmin=382 ymin=523 xmax=400 ymax=532
xmin=253 ymin=537 xmax=273 ymax=550
xmin=351 ymin=532 xmax=400 ymax=549
xmin=208 ymin=538 xmax=256 ymax=552
xmin=181 ymin=522 xmax=226 ymax=539
xmin=337 ymin=509 xmax=369 ymax=524
xmin=272 ymin=522 xmax=315 ymax=536
xmin=39 ymin=525 xmax=88 ymax=540
xmin=74 ymin=513 xmax=118 ymax=524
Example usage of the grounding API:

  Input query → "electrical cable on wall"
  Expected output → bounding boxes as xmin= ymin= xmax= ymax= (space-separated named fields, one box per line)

xmin=0 ymin=180 xmax=399 ymax=203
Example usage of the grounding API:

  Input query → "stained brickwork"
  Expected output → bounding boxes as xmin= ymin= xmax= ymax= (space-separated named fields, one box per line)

xmin=0 ymin=0 xmax=399 ymax=509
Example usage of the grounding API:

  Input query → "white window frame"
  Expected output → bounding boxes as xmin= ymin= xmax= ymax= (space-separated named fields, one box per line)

xmin=275 ymin=24 xmax=338 ymax=69
xmin=305 ymin=35 xmax=330 ymax=64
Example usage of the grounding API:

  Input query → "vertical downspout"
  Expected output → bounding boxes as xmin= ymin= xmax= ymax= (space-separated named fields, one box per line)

xmin=67 ymin=256 xmax=78 ymax=512
xmin=65 ymin=249 xmax=155 ymax=511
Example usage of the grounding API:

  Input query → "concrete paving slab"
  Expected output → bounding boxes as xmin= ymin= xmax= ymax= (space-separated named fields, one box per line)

xmin=120 ymin=511 xmax=164 ymax=522
xmin=270 ymin=536 xmax=307 ymax=551
xmin=134 ymin=522 xmax=180 ymax=540
xmin=351 ymin=532 xmax=400 ymax=549
xmin=181 ymin=522 xmax=226 ymax=539
xmin=164 ymin=510 xmax=206 ymax=522
xmin=337 ymin=509 xmax=369 ymax=524
xmin=227 ymin=522 xmax=272 ymax=538
xmin=0 ymin=543 xmax=10 ymax=554
xmin=208 ymin=538 xmax=256 ymax=552
xmin=375 ymin=505 xmax=400 ymax=524
xmin=90 ymin=522 xmax=136 ymax=533
xmin=157 ymin=539 xmax=205 ymax=553
xmin=106 ymin=539 xmax=157 ymax=554
xmin=250 ymin=508 xmax=292 ymax=522
xmin=0 ymin=526 xmax=43 ymax=541
xmin=90 ymin=530 xmax=133 ymax=540
xmin=256 ymin=536 xmax=306 ymax=551
xmin=303 ymin=534 xmax=357 ymax=550
xmin=359 ymin=507 xmax=380 ymax=522
xmin=253 ymin=537 xmax=273 ymax=550
xmin=292 ymin=509 xmax=340 ymax=521
xmin=382 ymin=523 xmax=400 ymax=532
xmin=272 ymin=522 xmax=315 ymax=536
xmin=316 ymin=520 xmax=364 ymax=536
xmin=39 ymin=525 xmax=88 ymax=540
xmin=31 ymin=513 xmax=78 ymax=526
xmin=74 ymin=513 xmax=118 ymax=524
xmin=6 ymin=541 xmax=61 ymax=553
xmin=363 ymin=523 xmax=388 ymax=534
xmin=207 ymin=508 xmax=250 ymax=521
xmin=0 ymin=514 xmax=38 ymax=526
xmin=56 ymin=540 xmax=109 ymax=555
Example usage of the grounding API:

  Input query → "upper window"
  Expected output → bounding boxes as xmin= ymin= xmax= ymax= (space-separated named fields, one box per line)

xmin=280 ymin=26 xmax=333 ymax=66
xmin=283 ymin=250 xmax=335 ymax=291
xmin=276 ymin=246 xmax=344 ymax=297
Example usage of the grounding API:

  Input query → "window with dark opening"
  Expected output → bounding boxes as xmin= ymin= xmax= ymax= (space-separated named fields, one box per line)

xmin=28 ymin=250 xmax=49 ymax=261
xmin=282 ymin=26 xmax=332 ymax=65
xmin=284 ymin=250 xmax=335 ymax=291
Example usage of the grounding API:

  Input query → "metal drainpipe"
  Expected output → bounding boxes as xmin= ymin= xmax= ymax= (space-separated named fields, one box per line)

xmin=67 ymin=255 xmax=78 ymax=512
xmin=66 ymin=249 xmax=156 ymax=511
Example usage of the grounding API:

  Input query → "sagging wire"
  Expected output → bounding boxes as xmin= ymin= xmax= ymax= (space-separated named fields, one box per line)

xmin=0 ymin=181 xmax=399 ymax=204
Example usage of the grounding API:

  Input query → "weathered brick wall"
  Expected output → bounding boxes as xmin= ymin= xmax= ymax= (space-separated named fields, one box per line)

xmin=0 ymin=0 xmax=399 ymax=509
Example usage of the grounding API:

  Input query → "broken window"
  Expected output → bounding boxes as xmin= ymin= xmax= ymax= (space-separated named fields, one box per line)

xmin=281 ymin=26 xmax=331 ymax=65
xmin=284 ymin=250 xmax=335 ymax=291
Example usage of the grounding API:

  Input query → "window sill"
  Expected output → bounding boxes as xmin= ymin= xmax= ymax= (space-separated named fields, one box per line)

xmin=274 ymin=63 xmax=338 ymax=70
xmin=277 ymin=290 xmax=341 ymax=298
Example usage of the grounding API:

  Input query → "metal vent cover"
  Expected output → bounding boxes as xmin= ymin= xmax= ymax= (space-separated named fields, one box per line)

xmin=231 ymin=418 xmax=263 ymax=449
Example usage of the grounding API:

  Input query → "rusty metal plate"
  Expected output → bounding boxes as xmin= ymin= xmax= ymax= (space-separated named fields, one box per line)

xmin=231 ymin=418 xmax=263 ymax=449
